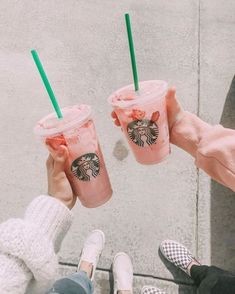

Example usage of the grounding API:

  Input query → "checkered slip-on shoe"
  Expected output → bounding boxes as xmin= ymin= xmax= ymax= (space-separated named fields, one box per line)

xmin=160 ymin=240 xmax=200 ymax=276
xmin=141 ymin=286 xmax=166 ymax=294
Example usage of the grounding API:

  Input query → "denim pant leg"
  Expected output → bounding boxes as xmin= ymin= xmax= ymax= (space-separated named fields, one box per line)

xmin=46 ymin=271 xmax=94 ymax=294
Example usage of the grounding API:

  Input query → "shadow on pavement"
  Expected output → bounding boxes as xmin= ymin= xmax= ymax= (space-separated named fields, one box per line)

xmin=210 ymin=75 xmax=235 ymax=273
xmin=159 ymin=249 xmax=197 ymax=293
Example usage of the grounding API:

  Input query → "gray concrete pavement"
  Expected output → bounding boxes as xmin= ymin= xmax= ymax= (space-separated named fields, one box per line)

xmin=0 ymin=1 xmax=234 ymax=293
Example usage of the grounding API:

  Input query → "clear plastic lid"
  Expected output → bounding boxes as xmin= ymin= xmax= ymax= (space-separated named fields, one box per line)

xmin=108 ymin=80 xmax=168 ymax=108
xmin=34 ymin=104 xmax=92 ymax=137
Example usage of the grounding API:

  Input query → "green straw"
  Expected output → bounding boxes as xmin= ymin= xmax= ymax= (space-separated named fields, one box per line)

xmin=31 ymin=50 xmax=63 ymax=119
xmin=125 ymin=13 xmax=139 ymax=91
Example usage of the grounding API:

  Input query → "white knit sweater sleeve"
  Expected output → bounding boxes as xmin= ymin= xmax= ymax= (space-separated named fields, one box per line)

xmin=0 ymin=195 xmax=73 ymax=294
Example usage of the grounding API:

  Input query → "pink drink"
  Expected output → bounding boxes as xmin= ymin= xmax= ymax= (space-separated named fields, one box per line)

xmin=108 ymin=80 xmax=170 ymax=164
xmin=34 ymin=105 xmax=112 ymax=208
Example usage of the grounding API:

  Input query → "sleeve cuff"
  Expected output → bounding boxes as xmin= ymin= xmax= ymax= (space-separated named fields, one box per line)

xmin=24 ymin=195 xmax=73 ymax=253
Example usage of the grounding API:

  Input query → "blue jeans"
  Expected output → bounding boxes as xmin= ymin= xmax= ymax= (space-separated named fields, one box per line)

xmin=46 ymin=271 xmax=93 ymax=294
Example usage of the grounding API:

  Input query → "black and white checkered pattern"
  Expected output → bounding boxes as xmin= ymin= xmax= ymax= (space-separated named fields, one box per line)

xmin=160 ymin=240 xmax=198 ymax=273
xmin=141 ymin=286 xmax=166 ymax=294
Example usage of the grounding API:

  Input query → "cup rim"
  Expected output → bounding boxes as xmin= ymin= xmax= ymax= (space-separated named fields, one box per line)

xmin=34 ymin=104 xmax=92 ymax=137
xmin=107 ymin=80 xmax=168 ymax=109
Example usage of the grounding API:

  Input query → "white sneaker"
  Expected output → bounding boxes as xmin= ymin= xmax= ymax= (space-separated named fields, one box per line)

xmin=113 ymin=252 xmax=133 ymax=294
xmin=77 ymin=229 xmax=105 ymax=281
xmin=141 ymin=286 xmax=166 ymax=294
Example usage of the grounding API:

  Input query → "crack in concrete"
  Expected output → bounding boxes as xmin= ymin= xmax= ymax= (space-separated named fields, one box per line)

xmin=197 ymin=0 xmax=201 ymax=117
xmin=195 ymin=0 xmax=201 ymax=259
xmin=59 ymin=262 xmax=195 ymax=287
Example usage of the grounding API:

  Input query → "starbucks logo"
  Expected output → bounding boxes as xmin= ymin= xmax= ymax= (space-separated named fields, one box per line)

xmin=127 ymin=119 xmax=159 ymax=147
xmin=71 ymin=153 xmax=100 ymax=181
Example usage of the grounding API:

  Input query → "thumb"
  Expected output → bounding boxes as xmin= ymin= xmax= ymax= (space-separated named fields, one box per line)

xmin=53 ymin=145 xmax=68 ymax=174
xmin=166 ymin=87 xmax=182 ymax=112
xmin=166 ymin=87 xmax=177 ymax=104
xmin=165 ymin=87 xmax=184 ymax=130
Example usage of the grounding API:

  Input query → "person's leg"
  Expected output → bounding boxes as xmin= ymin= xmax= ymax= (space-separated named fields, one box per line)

xmin=47 ymin=271 xmax=93 ymax=294
xmin=190 ymin=265 xmax=223 ymax=287
xmin=212 ymin=275 xmax=235 ymax=294
xmin=160 ymin=240 xmax=235 ymax=294
xmin=46 ymin=230 xmax=105 ymax=294
xmin=191 ymin=265 xmax=235 ymax=294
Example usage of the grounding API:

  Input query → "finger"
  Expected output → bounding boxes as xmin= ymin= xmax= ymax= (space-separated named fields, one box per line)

xmin=46 ymin=143 xmax=56 ymax=156
xmin=165 ymin=87 xmax=176 ymax=101
xmin=46 ymin=141 xmax=65 ymax=163
xmin=166 ymin=87 xmax=181 ymax=111
xmin=45 ymin=138 xmax=58 ymax=151
xmin=45 ymin=140 xmax=59 ymax=162
xmin=46 ymin=154 xmax=54 ymax=171
xmin=53 ymin=145 xmax=69 ymax=175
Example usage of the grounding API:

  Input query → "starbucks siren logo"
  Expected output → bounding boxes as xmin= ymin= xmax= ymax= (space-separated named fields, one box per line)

xmin=71 ymin=153 xmax=100 ymax=181
xmin=127 ymin=119 xmax=159 ymax=147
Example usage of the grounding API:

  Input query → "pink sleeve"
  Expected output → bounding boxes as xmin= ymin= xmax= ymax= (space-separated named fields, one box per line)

xmin=170 ymin=111 xmax=235 ymax=192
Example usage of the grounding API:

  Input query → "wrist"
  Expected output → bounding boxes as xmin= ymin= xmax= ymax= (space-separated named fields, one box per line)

xmin=48 ymin=192 xmax=75 ymax=210
xmin=57 ymin=197 xmax=75 ymax=210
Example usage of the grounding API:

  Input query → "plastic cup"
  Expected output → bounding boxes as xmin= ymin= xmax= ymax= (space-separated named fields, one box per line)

xmin=108 ymin=80 xmax=170 ymax=164
xmin=34 ymin=104 xmax=113 ymax=208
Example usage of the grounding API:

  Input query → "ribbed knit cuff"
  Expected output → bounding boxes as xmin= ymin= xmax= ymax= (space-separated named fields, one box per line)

xmin=24 ymin=195 xmax=73 ymax=253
